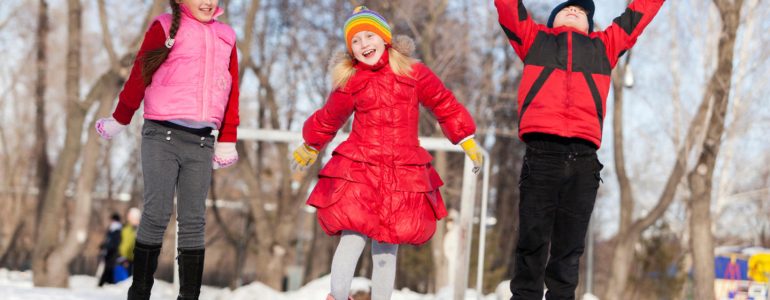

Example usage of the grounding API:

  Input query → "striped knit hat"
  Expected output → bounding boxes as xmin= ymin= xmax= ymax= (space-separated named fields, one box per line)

xmin=343 ymin=6 xmax=392 ymax=53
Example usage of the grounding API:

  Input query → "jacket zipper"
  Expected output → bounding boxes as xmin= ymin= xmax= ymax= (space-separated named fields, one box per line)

xmin=566 ymin=31 xmax=573 ymax=135
xmin=202 ymin=25 xmax=212 ymax=121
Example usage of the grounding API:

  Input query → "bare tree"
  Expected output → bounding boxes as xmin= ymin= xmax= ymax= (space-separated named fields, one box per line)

xmin=604 ymin=0 xmax=748 ymax=298
xmin=604 ymin=11 xmax=712 ymax=300
xmin=0 ymin=37 xmax=37 ymax=267
xmin=31 ymin=0 xmax=165 ymax=287
xmin=225 ymin=0 xmax=329 ymax=288
xmin=687 ymin=0 xmax=744 ymax=298
xmin=31 ymin=0 xmax=83 ymax=286
xmin=33 ymin=0 xmax=51 ymax=229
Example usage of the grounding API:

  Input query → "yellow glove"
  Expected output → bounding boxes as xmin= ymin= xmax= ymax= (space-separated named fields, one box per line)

xmin=291 ymin=143 xmax=319 ymax=171
xmin=460 ymin=138 xmax=483 ymax=174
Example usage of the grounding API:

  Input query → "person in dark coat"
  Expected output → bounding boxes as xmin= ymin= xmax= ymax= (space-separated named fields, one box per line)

xmin=98 ymin=213 xmax=122 ymax=286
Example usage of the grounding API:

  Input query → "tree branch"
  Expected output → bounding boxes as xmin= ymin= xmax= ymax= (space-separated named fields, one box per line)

xmin=97 ymin=0 xmax=119 ymax=69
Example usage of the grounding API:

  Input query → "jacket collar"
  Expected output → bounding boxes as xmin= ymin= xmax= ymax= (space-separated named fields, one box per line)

xmin=354 ymin=47 xmax=390 ymax=72
xmin=549 ymin=25 xmax=591 ymax=37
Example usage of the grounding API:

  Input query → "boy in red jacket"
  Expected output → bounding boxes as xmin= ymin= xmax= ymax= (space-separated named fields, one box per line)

xmin=494 ymin=0 xmax=665 ymax=299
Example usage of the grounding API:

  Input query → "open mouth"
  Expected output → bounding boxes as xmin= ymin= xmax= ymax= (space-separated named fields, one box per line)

xmin=199 ymin=7 xmax=213 ymax=14
xmin=362 ymin=49 xmax=376 ymax=58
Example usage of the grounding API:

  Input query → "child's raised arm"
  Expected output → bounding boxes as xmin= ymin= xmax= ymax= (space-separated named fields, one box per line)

xmin=598 ymin=0 xmax=666 ymax=68
xmin=494 ymin=0 xmax=540 ymax=60
xmin=302 ymin=91 xmax=356 ymax=151
xmin=414 ymin=63 xmax=476 ymax=145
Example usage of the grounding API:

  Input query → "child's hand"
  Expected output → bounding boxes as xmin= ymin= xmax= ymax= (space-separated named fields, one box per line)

xmin=290 ymin=143 xmax=319 ymax=172
xmin=213 ymin=142 xmax=238 ymax=169
xmin=460 ymin=138 xmax=483 ymax=174
xmin=95 ymin=117 xmax=126 ymax=140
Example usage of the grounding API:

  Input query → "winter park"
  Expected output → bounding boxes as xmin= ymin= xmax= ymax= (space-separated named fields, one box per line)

xmin=1 ymin=0 xmax=770 ymax=299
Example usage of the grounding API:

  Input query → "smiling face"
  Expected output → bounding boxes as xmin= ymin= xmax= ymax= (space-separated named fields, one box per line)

xmin=553 ymin=5 xmax=589 ymax=33
xmin=177 ymin=0 xmax=219 ymax=22
xmin=350 ymin=31 xmax=387 ymax=66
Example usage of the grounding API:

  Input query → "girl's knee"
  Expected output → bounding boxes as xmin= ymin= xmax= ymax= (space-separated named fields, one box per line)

xmin=372 ymin=241 xmax=398 ymax=255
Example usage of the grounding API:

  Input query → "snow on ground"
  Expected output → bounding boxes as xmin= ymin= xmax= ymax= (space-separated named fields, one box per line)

xmin=0 ymin=269 xmax=502 ymax=300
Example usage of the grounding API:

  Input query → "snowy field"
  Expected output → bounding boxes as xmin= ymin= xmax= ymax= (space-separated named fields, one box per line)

xmin=0 ymin=269 xmax=507 ymax=300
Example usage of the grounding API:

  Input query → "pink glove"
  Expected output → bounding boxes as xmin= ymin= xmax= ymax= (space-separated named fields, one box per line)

xmin=213 ymin=142 xmax=238 ymax=169
xmin=95 ymin=117 xmax=126 ymax=140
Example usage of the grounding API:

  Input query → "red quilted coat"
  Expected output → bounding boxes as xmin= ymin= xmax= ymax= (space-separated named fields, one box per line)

xmin=303 ymin=48 xmax=476 ymax=245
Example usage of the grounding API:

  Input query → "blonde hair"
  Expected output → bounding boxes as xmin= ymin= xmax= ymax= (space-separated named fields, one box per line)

xmin=332 ymin=48 xmax=417 ymax=90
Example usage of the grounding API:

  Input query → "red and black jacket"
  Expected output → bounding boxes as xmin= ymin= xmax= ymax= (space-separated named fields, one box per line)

xmin=495 ymin=0 xmax=665 ymax=148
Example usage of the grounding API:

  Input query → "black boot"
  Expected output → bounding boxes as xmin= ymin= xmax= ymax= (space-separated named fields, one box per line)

xmin=127 ymin=241 xmax=161 ymax=300
xmin=177 ymin=248 xmax=205 ymax=300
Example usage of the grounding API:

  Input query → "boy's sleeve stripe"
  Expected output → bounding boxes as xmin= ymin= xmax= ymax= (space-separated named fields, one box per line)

xmin=612 ymin=8 xmax=644 ymax=36
xmin=518 ymin=66 xmax=555 ymax=127
xmin=618 ymin=49 xmax=628 ymax=59
xmin=500 ymin=23 xmax=523 ymax=45
xmin=517 ymin=0 xmax=528 ymax=21
xmin=583 ymin=72 xmax=605 ymax=130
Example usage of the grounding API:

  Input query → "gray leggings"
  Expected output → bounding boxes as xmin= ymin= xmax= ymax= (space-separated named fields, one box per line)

xmin=136 ymin=120 xmax=214 ymax=250
xmin=331 ymin=231 xmax=399 ymax=300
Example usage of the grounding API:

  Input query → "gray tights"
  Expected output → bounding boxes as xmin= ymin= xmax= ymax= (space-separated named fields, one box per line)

xmin=330 ymin=231 xmax=399 ymax=300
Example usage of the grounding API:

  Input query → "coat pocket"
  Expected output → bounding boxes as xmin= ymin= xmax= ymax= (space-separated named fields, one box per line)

xmin=518 ymin=158 xmax=530 ymax=187
xmin=394 ymin=75 xmax=417 ymax=105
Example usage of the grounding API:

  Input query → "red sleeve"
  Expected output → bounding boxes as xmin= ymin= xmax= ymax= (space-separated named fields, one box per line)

xmin=494 ymin=0 xmax=540 ymax=61
xmin=414 ymin=63 xmax=476 ymax=145
xmin=112 ymin=21 xmax=166 ymax=125
xmin=598 ymin=0 xmax=666 ymax=67
xmin=217 ymin=44 xmax=240 ymax=142
xmin=302 ymin=90 xmax=355 ymax=150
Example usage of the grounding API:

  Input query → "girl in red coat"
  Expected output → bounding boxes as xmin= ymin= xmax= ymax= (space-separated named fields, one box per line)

xmin=290 ymin=6 xmax=482 ymax=300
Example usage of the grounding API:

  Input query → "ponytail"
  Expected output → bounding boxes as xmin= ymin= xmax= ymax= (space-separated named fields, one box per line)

xmin=141 ymin=0 xmax=182 ymax=86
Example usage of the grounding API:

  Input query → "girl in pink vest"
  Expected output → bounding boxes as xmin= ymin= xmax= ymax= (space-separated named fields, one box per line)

xmin=94 ymin=0 xmax=239 ymax=299
xmin=290 ymin=6 xmax=483 ymax=300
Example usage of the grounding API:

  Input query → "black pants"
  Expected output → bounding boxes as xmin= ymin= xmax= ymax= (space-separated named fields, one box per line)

xmin=511 ymin=134 xmax=603 ymax=300
xmin=98 ymin=251 xmax=117 ymax=286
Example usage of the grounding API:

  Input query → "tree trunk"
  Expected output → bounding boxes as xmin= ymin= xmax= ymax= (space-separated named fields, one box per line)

xmin=45 ymin=70 xmax=124 ymax=287
xmin=604 ymin=54 xmax=638 ymax=300
xmin=612 ymin=55 xmax=636 ymax=247
xmin=31 ymin=0 xmax=160 ymax=285
xmin=304 ymin=220 xmax=336 ymax=284
xmin=0 ymin=219 xmax=26 ymax=267
xmin=688 ymin=1 xmax=743 ymax=299
xmin=33 ymin=0 xmax=51 ymax=232
xmin=31 ymin=0 xmax=82 ymax=287
xmin=412 ymin=1 xmax=452 ymax=291
xmin=604 ymin=62 xmax=713 ymax=300
xmin=602 ymin=11 xmax=724 ymax=299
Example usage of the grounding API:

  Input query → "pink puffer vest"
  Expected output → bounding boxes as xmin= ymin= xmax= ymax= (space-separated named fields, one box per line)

xmin=143 ymin=6 xmax=235 ymax=129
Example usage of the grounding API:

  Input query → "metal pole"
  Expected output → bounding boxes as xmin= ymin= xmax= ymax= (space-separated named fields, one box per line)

xmin=475 ymin=149 xmax=491 ymax=299
xmin=454 ymin=158 xmax=477 ymax=300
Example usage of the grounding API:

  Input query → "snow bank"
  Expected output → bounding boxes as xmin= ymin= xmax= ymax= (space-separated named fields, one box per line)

xmin=0 ymin=269 xmax=500 ymax=300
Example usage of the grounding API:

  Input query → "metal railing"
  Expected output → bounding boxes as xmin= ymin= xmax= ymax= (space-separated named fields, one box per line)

xmin=237 ymin=128 xmax=491 ymax=299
